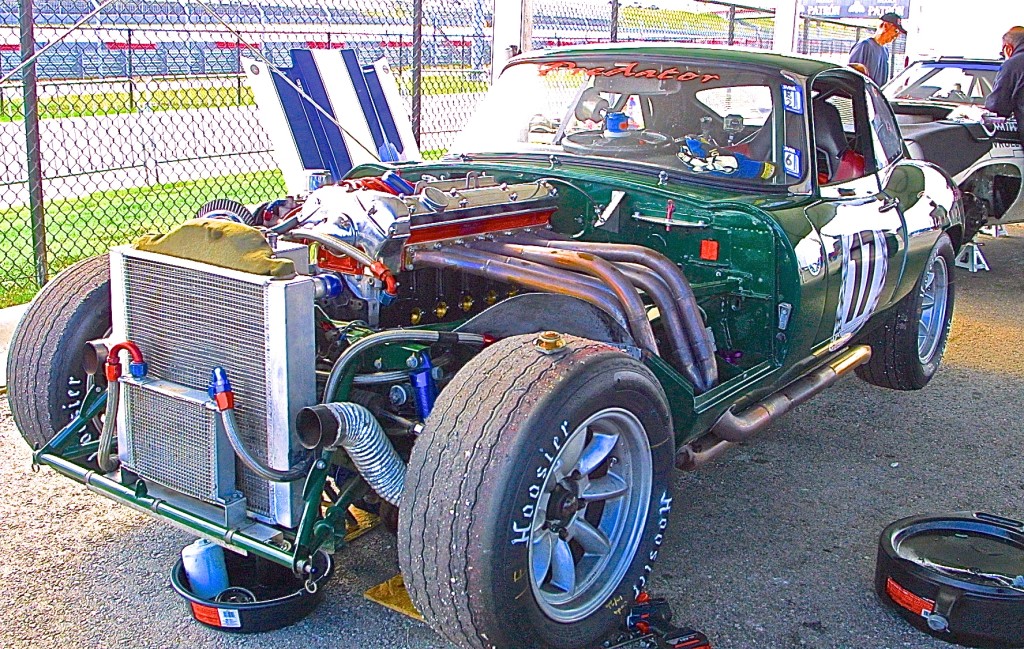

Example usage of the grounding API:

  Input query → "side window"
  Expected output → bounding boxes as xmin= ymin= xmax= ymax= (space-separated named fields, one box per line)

xmin=694 ymin=86 xmax=773 ymax=126
xmin=866 ymin=85 xmax=903 ymax=168
xmin=811 ymin=87 xmax=872 ymax=184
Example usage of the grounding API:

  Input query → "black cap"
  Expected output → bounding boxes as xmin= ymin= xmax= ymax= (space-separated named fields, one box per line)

xmin=880 ymin=12 xmax=907 ymax=35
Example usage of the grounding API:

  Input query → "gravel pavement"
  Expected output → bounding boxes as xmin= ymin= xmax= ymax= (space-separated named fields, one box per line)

xmin=1 ymin=228 xmax=1022 ymax=649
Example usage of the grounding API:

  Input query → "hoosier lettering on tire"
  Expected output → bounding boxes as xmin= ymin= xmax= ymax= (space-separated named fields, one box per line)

xmin=398 ymin=334 xmax=675 ymax=649
xmin=6 ymin=255 xmax=112 ymax=449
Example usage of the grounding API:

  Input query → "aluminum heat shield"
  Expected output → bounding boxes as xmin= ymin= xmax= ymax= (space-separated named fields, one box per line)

xmin=110 ymin=246 xmax=316 ymax=528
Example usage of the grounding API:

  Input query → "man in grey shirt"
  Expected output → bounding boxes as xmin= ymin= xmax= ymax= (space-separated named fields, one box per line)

xmin=985 ymin=26 xmax=1024 ymax=144
xmin=849 ymin=13 xmax=906 ymax=86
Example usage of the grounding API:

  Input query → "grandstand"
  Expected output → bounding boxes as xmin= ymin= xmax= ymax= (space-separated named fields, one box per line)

xmin=0 ymin=0 xmax=859 ymax=81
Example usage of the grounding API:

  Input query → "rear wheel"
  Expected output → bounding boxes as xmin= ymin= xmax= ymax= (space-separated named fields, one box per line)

xmin=856 ymin=234 xmax=955 ymax=390
xmin=398 ymin=334 xmax=674 ymax=649
xmin=6 ymin=255 xmax=112 ymax=448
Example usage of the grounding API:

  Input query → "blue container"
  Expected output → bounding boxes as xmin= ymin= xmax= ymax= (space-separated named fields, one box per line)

xmin=605 ymin=111 xmax=629 ymax=135
xmin=180 ymin=539 xmax=230 ymax=600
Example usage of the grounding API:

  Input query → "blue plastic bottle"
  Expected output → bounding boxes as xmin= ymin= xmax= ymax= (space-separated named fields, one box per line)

xmin=180 ymin=539 xmax=230 ymax=600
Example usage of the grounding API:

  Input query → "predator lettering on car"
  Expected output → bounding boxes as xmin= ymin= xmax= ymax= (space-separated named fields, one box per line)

xmin=538 ymin=61 xmax=721 ymax=84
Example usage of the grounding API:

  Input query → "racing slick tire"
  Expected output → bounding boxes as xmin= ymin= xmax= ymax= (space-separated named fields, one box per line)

xmin=6 ymin=255 xmax=112 ymax=449
xmin=856 ymin=233 xmax=955 ymax=391
xmin=398 ymin=334 xmax=675 ymax=649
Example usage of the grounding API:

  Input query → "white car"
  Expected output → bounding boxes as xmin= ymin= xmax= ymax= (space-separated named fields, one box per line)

xmin=885 ymin=57 xmax=1023 ymax=240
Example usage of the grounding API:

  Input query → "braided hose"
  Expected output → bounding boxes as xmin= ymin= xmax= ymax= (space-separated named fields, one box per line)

xmin=96 ymin=380 xmax=120 ymax=473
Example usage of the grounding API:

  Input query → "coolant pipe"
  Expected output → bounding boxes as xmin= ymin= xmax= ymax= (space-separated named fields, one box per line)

xmin=295 ymin=402 xmax=405 ymax=506
xmin=323 ymin=329 xmax=488 ymax=405
xmin=97 ymin=340 xmax=148 ymax=472
xmin=285 ymin=229 xmax=398 ymax=297
xmin=209 ymin=368 xmax=314 ymax=483
xmin=516 ymin=232 xmax=717 ymax=391
xmin=473 ymin=242 xmax=660 ymax=356
xmin=96 ymin=379 xmax=120 ymax=473
xmin=712 ymin=345 xmax=872 ymax=443
xmin=413 ymin=247 xmax=632 ymax=337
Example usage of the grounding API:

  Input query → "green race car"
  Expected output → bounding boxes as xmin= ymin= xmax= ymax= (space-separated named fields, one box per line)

xmin=8 ymin=44 xmax=962 ymax=649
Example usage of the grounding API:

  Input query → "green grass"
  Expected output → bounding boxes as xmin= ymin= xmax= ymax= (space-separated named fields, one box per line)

xmin=0 ymin=85 xmax=256 ymax=122
xmin=398 ymin=72 xmax=489 ymax=96
xmin=0 ymin=170 xmax=286 ymax=307
xmin=0 ymin=70 xmax=487 ymax=122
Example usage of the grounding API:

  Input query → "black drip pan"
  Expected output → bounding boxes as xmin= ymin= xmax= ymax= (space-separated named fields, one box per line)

xmin=876 ymin=512 xmax=1024 ymax=648
xmin=171 ymin=547 xmax=333 ymax=633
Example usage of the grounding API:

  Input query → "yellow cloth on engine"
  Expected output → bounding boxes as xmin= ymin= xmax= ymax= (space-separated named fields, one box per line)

xmin=133 ymin=218 xmax=295 ymax=278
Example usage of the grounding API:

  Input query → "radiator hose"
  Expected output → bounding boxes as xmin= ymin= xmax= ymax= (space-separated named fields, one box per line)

xmin=209 ymin=368 xmax=314 ymax=483
xmin=96 ymin=380 xmax=120 ymax=473
xmin=295 ymin=402 xmax=405 ymax=506
xmin=97 ymin=341 xmax=148 ymax=473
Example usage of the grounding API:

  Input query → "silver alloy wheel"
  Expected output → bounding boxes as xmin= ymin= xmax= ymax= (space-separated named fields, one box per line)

xmin=527 ymin=407 xmax=652 ymax=622
xmin=917 ymin=253 xmax=950 ymax=364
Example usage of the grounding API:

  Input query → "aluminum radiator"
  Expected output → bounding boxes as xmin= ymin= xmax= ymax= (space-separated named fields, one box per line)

xmin=109 ymin=246 xmax=316 ymax=528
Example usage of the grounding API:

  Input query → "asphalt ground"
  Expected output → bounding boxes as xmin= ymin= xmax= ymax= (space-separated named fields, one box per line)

xmin=1 ymin=227 xmax=1022 ymax=649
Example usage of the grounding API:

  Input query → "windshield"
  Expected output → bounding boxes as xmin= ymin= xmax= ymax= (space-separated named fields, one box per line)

xmin=884 ymin=63 xmax=998 ymax=105
xmin=449 ymin=57 xmax=810 ymax=186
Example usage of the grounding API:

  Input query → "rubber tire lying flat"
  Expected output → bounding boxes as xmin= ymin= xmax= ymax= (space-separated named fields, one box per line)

xmin=856 ymin=233 xmax=955 ymax=391
xmin=398 ymin=334 xmax=675 ymax=649
xmin=6 ymin=255 xmax=112 ymax=449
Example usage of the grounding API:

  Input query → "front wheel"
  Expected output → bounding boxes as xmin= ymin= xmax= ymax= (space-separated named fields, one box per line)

xmin=398 ymin=334 xmax=674 ymax=649
xmin=856 ymin=233 xmax=955 ymax=390
xmin=7 ymin=255 xmax=112 ymax=449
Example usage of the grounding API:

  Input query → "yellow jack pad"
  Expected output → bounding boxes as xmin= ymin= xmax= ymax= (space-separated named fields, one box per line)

xmin=364 ymin=574 xmax=423 ymax=621
xmin=343 ymin=505 xmax=380 ymax=543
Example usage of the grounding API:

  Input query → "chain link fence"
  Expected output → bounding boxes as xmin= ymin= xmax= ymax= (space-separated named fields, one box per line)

xmin=0 ymin=0 xmax=905 ymax=307
xmin=0 ymin=0 xmax=495 ymax=306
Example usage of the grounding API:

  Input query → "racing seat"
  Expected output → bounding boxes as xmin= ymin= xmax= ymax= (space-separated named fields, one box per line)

xmin=812 ymin=98 xmax=865 ymax=184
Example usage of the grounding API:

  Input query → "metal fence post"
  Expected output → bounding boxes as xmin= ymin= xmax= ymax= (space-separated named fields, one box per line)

xmin=727 ymin=5 xmax=736 ymax=46
xmin=20 ymin=0 xmax=48 ymax=287
xmin=609 ymin=0 xmax=619 ymax=43
xmin=127 ymin=28 xmax=135 ymax=112
xmin=236 ymin=34 xmax=243 ymax=105
xmin=412 ymin=0 xmax=423 ymax=148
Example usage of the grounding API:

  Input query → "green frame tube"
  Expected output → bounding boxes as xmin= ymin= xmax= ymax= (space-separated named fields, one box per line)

xmin=32 ymin=383 xmax=352 ymax=576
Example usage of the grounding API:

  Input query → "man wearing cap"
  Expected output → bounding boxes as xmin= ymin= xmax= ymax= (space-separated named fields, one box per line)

xmin=985 ymin=27 xmax=1024 ymax=144
xmin=848 ymin=13 xmax=906 ymax=86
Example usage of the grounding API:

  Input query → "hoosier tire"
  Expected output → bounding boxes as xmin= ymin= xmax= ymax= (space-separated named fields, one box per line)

xmin=856 ymin=233 xmax=955 ymax=391
xmin=398 ymin=334 xmax=674 ymax=649
xmin=6 ymin=255 xmax=112 ymax=449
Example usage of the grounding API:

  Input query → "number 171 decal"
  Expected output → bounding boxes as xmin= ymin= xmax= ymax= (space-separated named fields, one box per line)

xmin=832 ymin=230 xmax=888 ymax=348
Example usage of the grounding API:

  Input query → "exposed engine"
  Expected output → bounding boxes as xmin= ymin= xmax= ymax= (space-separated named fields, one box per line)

xmin=282 ymin=172 xmax=558 ymax=328
xmin=107 ymin=170 xmax=729 ymax=536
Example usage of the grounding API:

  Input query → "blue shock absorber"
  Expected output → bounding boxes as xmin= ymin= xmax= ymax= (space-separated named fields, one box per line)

xmin=409 ymin=352 xmax=438 ymax=420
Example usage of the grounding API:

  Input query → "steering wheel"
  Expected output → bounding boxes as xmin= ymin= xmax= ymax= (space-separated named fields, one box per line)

xmin=562 ymin=129 xmax=675 ymax=156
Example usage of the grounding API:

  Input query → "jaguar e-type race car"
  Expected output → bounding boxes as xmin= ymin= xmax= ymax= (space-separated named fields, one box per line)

xmin=8 ymin=44 xmax=963 ymax=649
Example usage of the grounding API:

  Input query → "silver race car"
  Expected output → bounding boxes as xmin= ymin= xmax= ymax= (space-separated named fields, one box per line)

xmin=885 ymin=57 xmax=1023 ymax=241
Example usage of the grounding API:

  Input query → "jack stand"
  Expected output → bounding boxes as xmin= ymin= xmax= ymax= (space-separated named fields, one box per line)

xmin=955 ymin=242 xmax=990 ymax=273
xmin=981 ymin=224 xmax=1008 ymax=238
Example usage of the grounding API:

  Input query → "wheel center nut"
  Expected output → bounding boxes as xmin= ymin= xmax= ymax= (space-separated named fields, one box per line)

xmin=535 ymin=331 xmax=567 ymax=355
